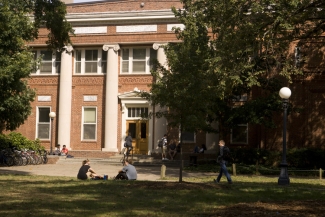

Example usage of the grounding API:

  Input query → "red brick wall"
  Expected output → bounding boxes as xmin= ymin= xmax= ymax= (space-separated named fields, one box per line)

xmin=67 ymin=0 xmax=183 ymax=13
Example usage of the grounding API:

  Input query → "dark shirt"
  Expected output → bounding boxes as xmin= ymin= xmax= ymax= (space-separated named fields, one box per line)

xmin=125 ymin=136 xmax=132 ymax=147
xmin=218 ymin=146 xmax=226 ymax=163
xmin=77 ymin=165 xmax=90 ymax=180
xmin=169 ymin=143 xmax=176 ymax=150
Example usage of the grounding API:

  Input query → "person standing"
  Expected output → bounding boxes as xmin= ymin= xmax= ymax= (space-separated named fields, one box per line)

xmin=114 ymin=159 xmax=137 ymax=180
xmin=214 ymin=140 xmax=232 ymax=184
xmin=161 ymin=134 xmax=168 ymax=160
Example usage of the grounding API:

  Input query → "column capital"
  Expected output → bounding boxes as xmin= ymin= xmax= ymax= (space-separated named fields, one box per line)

xmin=153 ymin=43 xmax=167 ymax=50
xmin=63 ymin=44 xmax=73 ymax=53
xmin=103 ymin=44 xmax=120 ymax=52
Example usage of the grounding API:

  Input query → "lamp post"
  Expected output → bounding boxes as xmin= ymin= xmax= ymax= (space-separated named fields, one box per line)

xmin=278 ymin=87 xmax=291 ymax=185
xmin=49 ymin=112 xmax=56 ymax=155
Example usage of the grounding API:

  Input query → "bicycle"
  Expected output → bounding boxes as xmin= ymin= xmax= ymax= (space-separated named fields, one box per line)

xmin=0 ymin=149 xmax=14 ymax=167
xmin=120 ymin=146 xmax=133 ymax=166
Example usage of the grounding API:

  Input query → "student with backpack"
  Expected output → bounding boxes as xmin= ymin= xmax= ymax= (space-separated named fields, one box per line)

xmin=214 ymin=140 xmax=232 ymax=184
xmin=158 ymin=134 xmax=168 ymax=160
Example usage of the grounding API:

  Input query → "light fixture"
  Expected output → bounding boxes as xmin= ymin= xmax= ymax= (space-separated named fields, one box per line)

xmin=278 ymin=87 xmax=291 ymax=185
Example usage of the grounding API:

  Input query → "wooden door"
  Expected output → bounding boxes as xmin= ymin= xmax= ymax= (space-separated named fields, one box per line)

xmin=126 ymin=120 xmax=148 ymax=154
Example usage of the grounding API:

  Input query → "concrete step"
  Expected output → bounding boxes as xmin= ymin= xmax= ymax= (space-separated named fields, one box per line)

xmin=56 ymin=155 xmax=187 ymax=167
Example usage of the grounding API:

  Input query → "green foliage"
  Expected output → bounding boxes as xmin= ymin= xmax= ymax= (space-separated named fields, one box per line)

xmin=142 ymin=0 xmax=325 ymax=139
xmin=0 ymin=132 xmax=44 ymax=151
xmin=231 ymin=147 xmax=325 ymax=169
xmin=0 ymin=0 xmax=73 ymax=132
xmin=287 ymin=148 xmax=325 ymax=169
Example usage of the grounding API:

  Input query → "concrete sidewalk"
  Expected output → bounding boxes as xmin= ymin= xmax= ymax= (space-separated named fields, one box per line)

xmin=0 ymin=158 xmax=215 ymax=181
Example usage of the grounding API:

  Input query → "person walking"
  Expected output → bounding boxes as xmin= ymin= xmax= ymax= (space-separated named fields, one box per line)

xmin=214 ymin=140 xmax=232 ymax=184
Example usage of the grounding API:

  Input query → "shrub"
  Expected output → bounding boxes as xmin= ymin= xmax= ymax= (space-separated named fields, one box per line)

xmin=0 ymin=132 xmax=44 ymax=151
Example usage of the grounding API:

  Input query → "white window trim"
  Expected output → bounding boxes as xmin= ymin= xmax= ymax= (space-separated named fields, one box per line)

xmin=120 ymin=47 xmax=152 ymax=74
xmin=127 ymin=107 xmax=149 ymax=119
xmin=32 ymin=50 xmax=59 ymax=75
xmin=231 ymin=124 xmax=248 ymax=144
xmin=36 ymin=106 xmax=51 ymax=140
xmin=81 ymin=106 xmax=97 ymax=141
xmin=74 ymin=48 xmax=106 ymax=75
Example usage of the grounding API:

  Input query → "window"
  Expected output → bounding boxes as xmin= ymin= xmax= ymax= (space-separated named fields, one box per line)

xmin=127 ymin=107 xmax=148 ymax=118
xmin=75 ymin=49 xmax=107 ymax=74
xmin=32 ymin=50 xmax=61 ymax=75
xmin=231 ymin=124 xmax=248 ymax=144
xmin=181 ymin=131 xmax=196 ymax=143
xmin=121 ymin=47 xmax=157 ymax=74
xmin=37 ymin=107 xmax=51 ymax=139
xmin=82 ymin=107 xmax=97 ymax=140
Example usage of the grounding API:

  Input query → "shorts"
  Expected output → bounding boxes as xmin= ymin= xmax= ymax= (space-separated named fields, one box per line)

xmin=162 ymin=146 xmax=167 ymax=154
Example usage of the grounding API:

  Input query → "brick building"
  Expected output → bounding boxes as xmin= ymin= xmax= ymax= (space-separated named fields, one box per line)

xmin=13 ymin=0 xmax=217 ymax=157
xmin=14 ymin=0 xmax=325 ymax=157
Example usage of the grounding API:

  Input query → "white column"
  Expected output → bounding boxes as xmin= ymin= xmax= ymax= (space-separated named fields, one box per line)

xmin=58 ymin=45 xmax=73 ymax=149
xmin=153 ymin=43 xmax=168 ymax=147
xmin=102 ymin=44 xmax=120 ymax=152
xmin=153 ymin=43 xmax=167 ymax=68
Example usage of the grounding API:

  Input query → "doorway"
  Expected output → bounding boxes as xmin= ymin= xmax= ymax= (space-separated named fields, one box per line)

xmin=126 ymin=120 xmax=148 ymax=154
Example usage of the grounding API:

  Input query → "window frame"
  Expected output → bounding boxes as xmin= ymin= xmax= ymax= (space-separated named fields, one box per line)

xmin=180 ymin=131 xmax=196 ymax=143
xmin=120 ymin=47 xmax=157 ymax=74
xmin=81 ymin=106 xmax=97 ymax=141
xmin=32 ymin=50 xmax=61 ymax=75
xmin=231 ymin=123 xmax=248 ymax=144
xmin=127 ymin=107 xmax=149 ymax=119
xmin=36 ymin=107 xmax=51 ymax=140
xmin=74 ymin=48 xmax=107 ymax=75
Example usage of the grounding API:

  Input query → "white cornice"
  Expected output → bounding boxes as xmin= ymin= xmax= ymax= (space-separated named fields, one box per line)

xmin=66 ymin=10 xmax=178 ymax=25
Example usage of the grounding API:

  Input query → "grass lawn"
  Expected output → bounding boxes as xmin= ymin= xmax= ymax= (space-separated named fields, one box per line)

xmin=0 ymin=174 xmax=324 ymax=216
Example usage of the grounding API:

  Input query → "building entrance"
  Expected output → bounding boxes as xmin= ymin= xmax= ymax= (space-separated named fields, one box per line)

xmin=126 ymin=120 xmax=148 ymax=154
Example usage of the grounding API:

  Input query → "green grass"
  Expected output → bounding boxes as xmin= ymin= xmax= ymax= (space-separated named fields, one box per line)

xmin=0 ymin=174 xmax=324 ymax=216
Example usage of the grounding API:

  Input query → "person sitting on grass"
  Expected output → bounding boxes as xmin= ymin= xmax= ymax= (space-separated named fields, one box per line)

xmin=114 ymin=159 xmax=137 ymax=180
xmin=77 ymin=159 xmax=103 ymax=180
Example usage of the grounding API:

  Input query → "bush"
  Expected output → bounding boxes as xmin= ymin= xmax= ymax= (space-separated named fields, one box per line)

xmin=287 ymin=148 xmax=325 ymax=169
xmin=0 ymin=132 xmax=44 ymax=151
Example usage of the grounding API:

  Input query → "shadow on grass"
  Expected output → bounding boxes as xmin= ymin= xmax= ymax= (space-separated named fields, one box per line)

xmin=0 ymin=174 xmax=325 ymax=217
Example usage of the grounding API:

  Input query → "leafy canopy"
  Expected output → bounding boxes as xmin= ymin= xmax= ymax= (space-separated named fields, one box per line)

xmin=0 ymin=0 xmax=73 ymax=131
xmin=141 ymin=0 xmax=325 ymax=137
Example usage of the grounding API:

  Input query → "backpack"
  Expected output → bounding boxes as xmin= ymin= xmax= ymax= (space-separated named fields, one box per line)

xmin=222 ymin=146 xmax=232 ymax=161
xmin=158 ymin=138 xmax=164 ymax=147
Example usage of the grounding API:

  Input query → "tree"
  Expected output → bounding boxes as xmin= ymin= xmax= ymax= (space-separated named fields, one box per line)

xmin=141 ymin=0 xmax=325 ymax=140
xmin=0 ymin=0 xmax=73 ymax=132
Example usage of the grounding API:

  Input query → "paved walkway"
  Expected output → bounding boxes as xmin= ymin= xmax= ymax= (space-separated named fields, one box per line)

xmin=0 ymin=158 xmax=215 ymax=181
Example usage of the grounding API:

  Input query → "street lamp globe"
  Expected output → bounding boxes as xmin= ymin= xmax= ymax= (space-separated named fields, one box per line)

xmin=278 ymin=87 xmax=291 ymax=185
xmin=279 ymin=87 xmax=291 ymax=99
xmin=49 ymin=112 xmax=56 ymax=119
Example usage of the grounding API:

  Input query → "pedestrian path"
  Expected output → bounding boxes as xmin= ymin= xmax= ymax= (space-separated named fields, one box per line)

xmin=0 ymin=157 xmax=216 ymax=181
